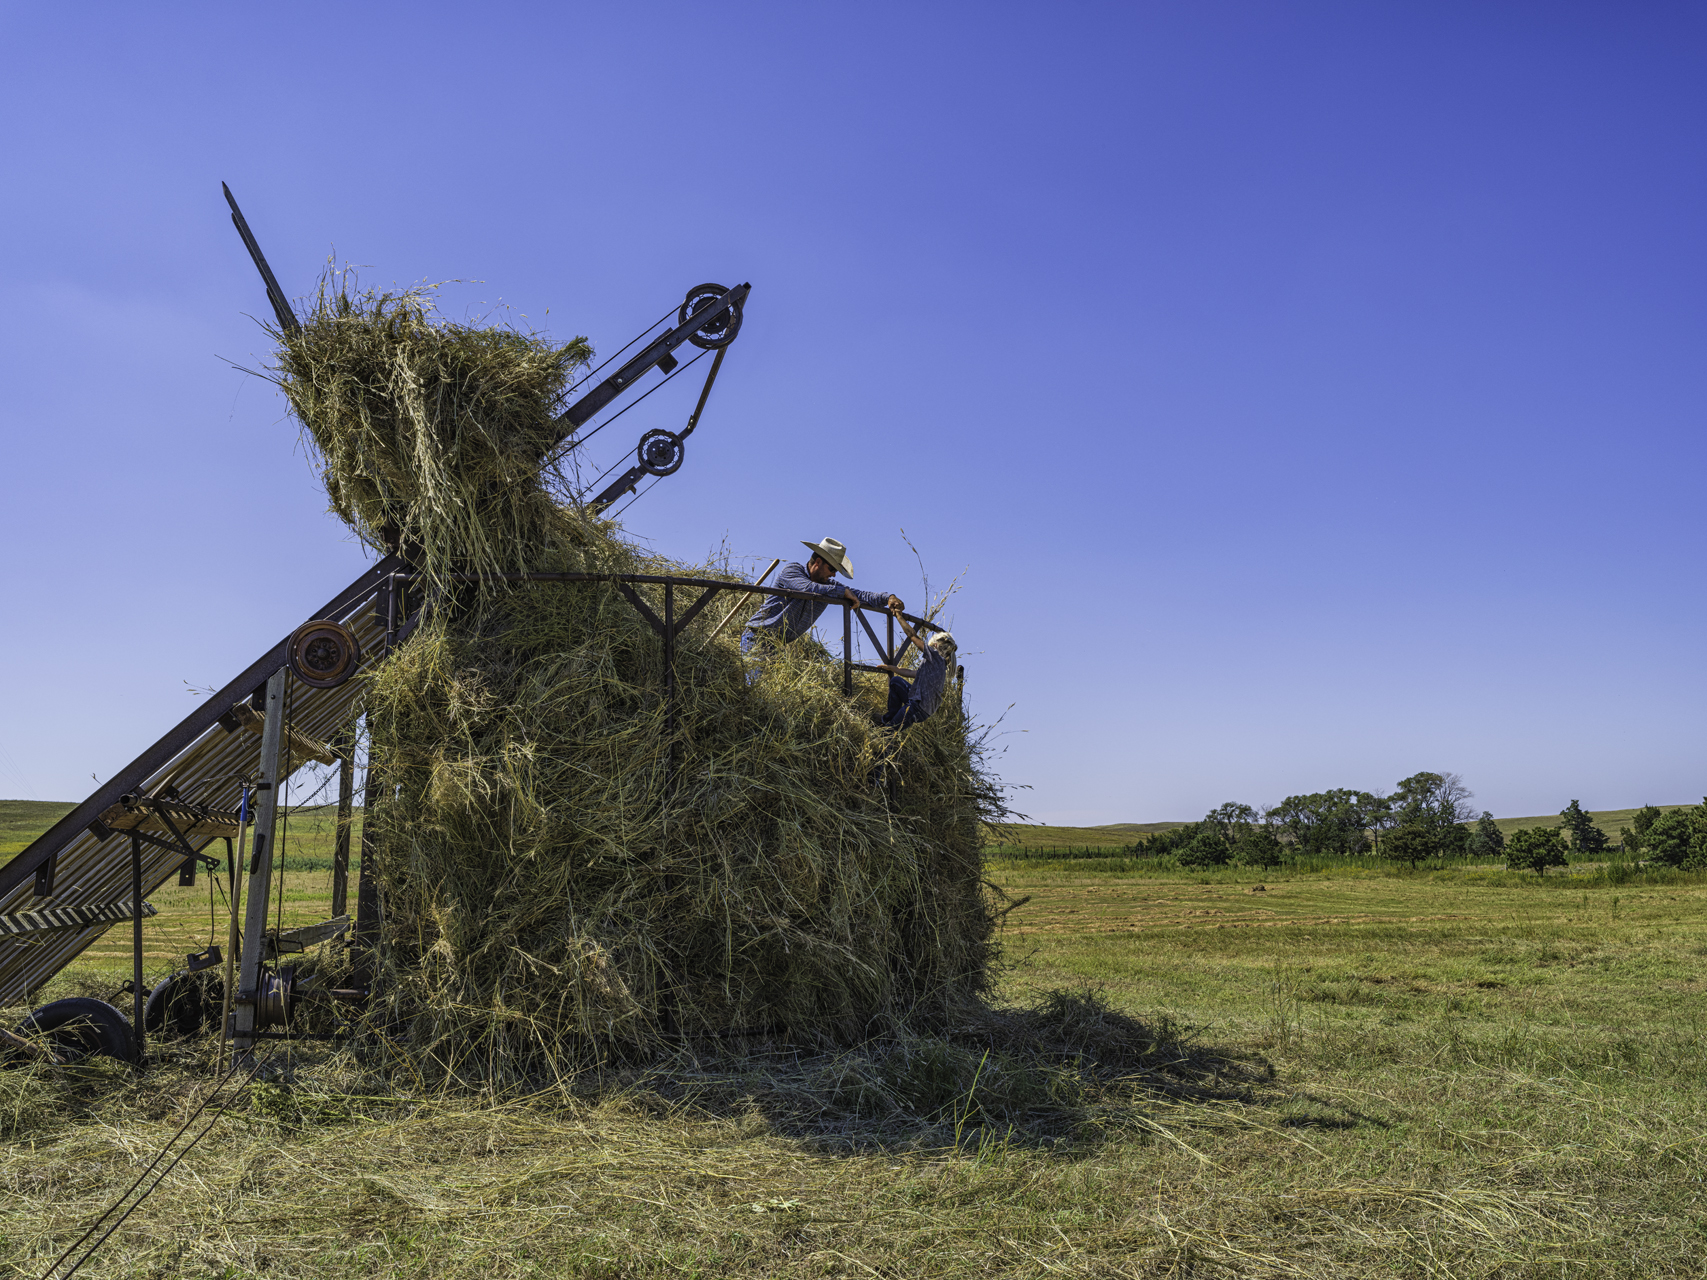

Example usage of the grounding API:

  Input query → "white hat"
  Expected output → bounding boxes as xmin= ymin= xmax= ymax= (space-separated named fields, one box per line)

xmin=801 ymin=536 xmax=853 ymax=578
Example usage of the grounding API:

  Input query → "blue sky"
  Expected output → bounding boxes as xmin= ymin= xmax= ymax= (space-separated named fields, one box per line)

xmin=1 ymin=2 xmax=1702 ymax=824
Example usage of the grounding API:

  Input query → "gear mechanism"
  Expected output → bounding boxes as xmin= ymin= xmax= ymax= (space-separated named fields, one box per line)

xmin=636 ymin=428 xmax=686 ymax=477
xmin=678 ymin=283 xmax=743 ymax=350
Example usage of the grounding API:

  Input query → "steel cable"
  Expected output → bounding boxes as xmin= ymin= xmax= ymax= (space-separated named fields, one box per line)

xmin=35 ymin=1052 xmax=275 ymax=1280
xmin=556 ymin=301 xmax=679 ymax=401
xmin=556 ymin=346 xmax=710 ymax=488
xmin=609 ymin=472 xmax=666 ymax=521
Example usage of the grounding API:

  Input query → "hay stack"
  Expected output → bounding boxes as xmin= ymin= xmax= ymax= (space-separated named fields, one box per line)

xmin=273 ymin=281 xmax=1003 ymax=1081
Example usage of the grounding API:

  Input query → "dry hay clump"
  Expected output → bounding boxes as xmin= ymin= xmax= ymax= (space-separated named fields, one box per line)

xmin=273 ymin=281 xmax=1005 ymax=1083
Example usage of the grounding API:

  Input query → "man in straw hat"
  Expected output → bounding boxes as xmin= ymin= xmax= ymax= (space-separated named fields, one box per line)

xmin=741 ymin=537 xmax=905 ymax=654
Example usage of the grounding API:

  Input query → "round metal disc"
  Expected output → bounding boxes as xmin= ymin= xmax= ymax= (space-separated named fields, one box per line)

xmin=636 ymin=428 xmax=685 ymax=477
xmin=288 ymin=620 xmax=361 ymax=689
xmin=678 ymin=283 xmax=743 ymax=350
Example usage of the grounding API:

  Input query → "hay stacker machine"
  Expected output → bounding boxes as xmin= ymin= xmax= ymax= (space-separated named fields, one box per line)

xmin=0 ymin=190 xmax=948 ymax=1070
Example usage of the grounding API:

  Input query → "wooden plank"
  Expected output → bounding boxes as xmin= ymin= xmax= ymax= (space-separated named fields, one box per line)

xmin=223 ymin=702 xmax=339 ymax=767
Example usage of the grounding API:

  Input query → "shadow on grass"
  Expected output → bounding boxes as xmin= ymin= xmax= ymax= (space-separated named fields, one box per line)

xmin=4 ymin=986 xmax=1382 ymax=1161
xmin=615 ymin=987 xmax=1319 ymax=1156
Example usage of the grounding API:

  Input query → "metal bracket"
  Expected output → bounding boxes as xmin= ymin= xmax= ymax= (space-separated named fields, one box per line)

xmin=264 ymin=914 xmax=350 ymax=961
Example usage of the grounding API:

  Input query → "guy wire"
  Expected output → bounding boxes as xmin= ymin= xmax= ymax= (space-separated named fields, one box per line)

xmin=573 ymin=346 xmax=706 ymax=457
xmin=609 ymin=472 xmax=665 ymax=521
xmin=36 ymin=1052 xmax=276 ymax=1280
xmin=557 ymin=301 xmax=679 ymax=400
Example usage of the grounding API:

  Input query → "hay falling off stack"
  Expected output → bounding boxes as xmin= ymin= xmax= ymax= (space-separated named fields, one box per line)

xmin=273 ymin=279 xmax=1006 ymax=1082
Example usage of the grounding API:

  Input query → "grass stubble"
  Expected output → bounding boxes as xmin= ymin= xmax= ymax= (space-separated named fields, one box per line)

xmin=4 ymin=865 xmax=1705 ymax=1277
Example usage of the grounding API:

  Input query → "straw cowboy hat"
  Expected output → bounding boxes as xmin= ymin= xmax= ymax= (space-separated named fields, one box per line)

xmin=801 ymin=536 xmax=854 ymax=578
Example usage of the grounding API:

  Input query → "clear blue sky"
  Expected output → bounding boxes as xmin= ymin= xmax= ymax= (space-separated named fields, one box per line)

xmin=1 ymin=2 xmax=1702 ymax=824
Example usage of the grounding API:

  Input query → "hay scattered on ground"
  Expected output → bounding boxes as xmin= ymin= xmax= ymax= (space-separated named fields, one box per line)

xmin=272 ymin=280 xmax=1006 ymax=1080
xmin=0 ymin=987 xmax=1643 ymax=1280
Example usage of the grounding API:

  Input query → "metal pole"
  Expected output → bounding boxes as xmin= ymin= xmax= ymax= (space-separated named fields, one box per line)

xmin=887 ymin=612 xmax=895 ymax=666
xmin=659 ymin=583 xmax=678 ymax=1033
xmin=331 ymin=726 xmax=354 ymax=919
xmin=842 ymin=603 xmax=853 ymax=697
xmin=216 ymin=798 xmax=246 ymax=1075
xmin=354 ymin=721 xmax=383 ymax=960
xmin=130 ymin=832 xmax=145 ymax=1063
xmin=232 ymin=668 xmax=288 ymax=1060
xmin=663 ymin=582 xmax=675 ymax=798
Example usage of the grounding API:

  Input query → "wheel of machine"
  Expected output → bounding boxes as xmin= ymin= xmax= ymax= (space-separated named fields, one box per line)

xmin=636 ymin=429 xmax=686 ymax=477
xmin=677 ymin=283 xmax=742 ymax=350
xmin=288 ymin=619 xmax=361 ymax=689
xmin=16 ymin=998 xmax=136 ymax=1064
xmin=145 ymin=971 xmax=215 ymax=1038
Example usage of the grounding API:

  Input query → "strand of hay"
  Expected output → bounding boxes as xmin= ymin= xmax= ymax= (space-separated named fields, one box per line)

xmin=272 ymin=279 xmax=1006 ymax=1083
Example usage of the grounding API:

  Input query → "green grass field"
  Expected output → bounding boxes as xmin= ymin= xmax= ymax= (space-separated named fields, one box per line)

xmin=3 ymin=803 xmax=1705 ymax=1276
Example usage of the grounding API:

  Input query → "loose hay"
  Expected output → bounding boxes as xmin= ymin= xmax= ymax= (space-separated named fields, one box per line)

xmin=272 ymin=280 xmax=1006 ymax=1082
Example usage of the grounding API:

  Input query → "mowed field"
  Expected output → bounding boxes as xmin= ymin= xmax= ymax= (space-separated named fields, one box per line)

xmin=1 ymin=807 xmax=1705 ymax=1276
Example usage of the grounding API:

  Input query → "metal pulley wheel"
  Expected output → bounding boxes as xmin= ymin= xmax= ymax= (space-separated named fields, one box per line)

xmin=636 ymin=428 xmax=686 ymax=477
xmin=288 ymin=619 xmax=361 ymax=689
xmin=678 ymin=283 xmax=743 ymax=350
xmin=256 ymin=965 xmax=296 ymax=1029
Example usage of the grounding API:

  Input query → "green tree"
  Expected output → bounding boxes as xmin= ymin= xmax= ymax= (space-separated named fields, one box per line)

xmin=1271 ymin=790 xmax=1385 ymax=858
xmin=1387 ymin=771 xmax=1478 ymax=861
xmin=1642 ymin=801 xmax=1707 ymax=870
xmin=1466 ymin=811 xmax=1504 ymax=860
xmin=1204 ymin=802 xmax=1256 ymax=845
xmin=1233 ymin=823 xmax=1284 ymax=869
xmin=1506 ymin=826 xmax=1568 ymax=876
xmin=1621 ymin=804 xmax=1664 ymax=858
xmin=1177 ymin=829 xmax=1232 ymax=868
xmin=1139 ymin=822 xmax=1203 ymax=859
xmin=1559 ymin=800 xmax=1609 ymax=858
xmin=1383 ymin=824 xmax=1436 ymax=869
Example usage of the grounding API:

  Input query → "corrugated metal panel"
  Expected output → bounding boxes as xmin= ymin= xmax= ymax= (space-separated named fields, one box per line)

xmin=0 ymin=558 xmax=400 ymax=1006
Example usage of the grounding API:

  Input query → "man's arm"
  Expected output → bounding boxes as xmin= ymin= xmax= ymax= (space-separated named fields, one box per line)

xmin=846 ymin=585 xmax=905 ymax=612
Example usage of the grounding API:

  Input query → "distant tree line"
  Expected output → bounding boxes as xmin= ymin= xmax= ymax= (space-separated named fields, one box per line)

xmin=1620 ymin=800 xmax=1707 ymax=870
xmin=1499 ymin=798 xmax=1707 ymax=875
xmin=1130 ymin=775 xmax=1707 ymax=876
xmin=1138 ymin=772 xmax=1483 ymax=870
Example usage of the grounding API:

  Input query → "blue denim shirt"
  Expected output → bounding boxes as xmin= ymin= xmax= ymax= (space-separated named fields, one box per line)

xmin=903 ymin=645 xmax=951 ymax=718
xmin=743 ymin=561 xmax=892 ymax=642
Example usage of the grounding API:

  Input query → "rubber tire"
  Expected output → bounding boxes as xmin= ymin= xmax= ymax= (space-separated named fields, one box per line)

xmin=145 ymin=972 xmax=212 ymax=1038
xmin=17 ymin=997 xmax=137 ymax=1064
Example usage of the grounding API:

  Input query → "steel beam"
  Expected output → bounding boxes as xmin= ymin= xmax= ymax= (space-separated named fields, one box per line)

xmin=130 ymin=833 xmax=145 ymax=1061
xmin=353 ymin=746 xmax=383 ymax=959
xmin=552 ymin=284 xmax=749 ymax=440
xmin=843 ymin=604 xmax=853 ymax=697
xmin=331 ymin=727 xmax=354 ymax=919
xmin=231 ymin=668 xmax=287 ymax=1059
